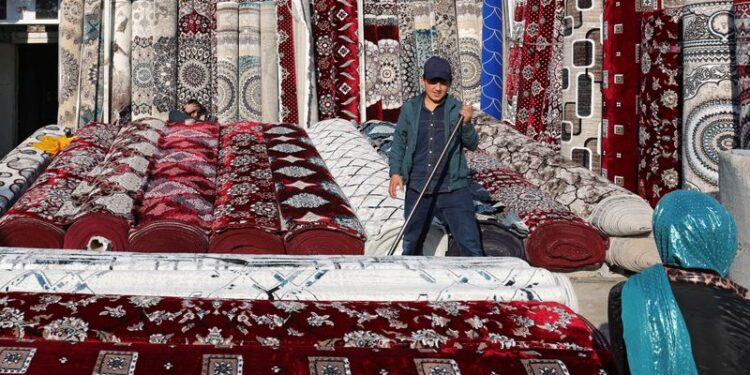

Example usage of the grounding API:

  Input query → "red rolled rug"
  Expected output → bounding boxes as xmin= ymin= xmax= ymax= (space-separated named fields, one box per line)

xmin=62 ymin=118 xmax=165 ymax=251
xmin=467 ymin=152 xmax=608 ymax=270
xmin=263 ymin=123 xmax=366 ymax=255
xmin=129 ymin=122 xmax=219 ymax=253
xmin=210 ymin=122 xmax=285 ymax=254
xmin=0 ymin=122 xmax=120 ymax=248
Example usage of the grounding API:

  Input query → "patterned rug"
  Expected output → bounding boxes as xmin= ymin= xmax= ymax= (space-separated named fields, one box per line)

xmin=0 ymin=126 xmax=66 ymax=217
xmin=260 ymin=1 xmax=280 ymax=122
xmin=210 ymin=121 xmax=285 ymax=254
xmin=0 ymin=122 xmax=120 ymax=248
xmin=312 ymin=0 xmax=361 ymax=123
xmin=456 ymin=0 xmax=483 ymax=105
xmin=681 ymin=0 xmax=738 ymax=192
xmin=76 ymin=0 xmax=104 ymax=127
xmin=264 ymin=123 xmax=366 ymax=255
xmin=0 ymin=292 xmax=615 ymax=374
xmin=480 ymin=0 xmax=504 ymax=120
xmin=130 ymin=121 xmax=219 ymax=253
xmin=600 ymin=0 xmax=651 ymax=190
xmin=57 ymin=0 xmax=85 ymax=128
xmin=396 ymin=0 xmax=425 ymax=103
xmin=276 ymin=0 xmax=299 ymax=124
xmin=638 ymin=9 xmax=683 ymax=207
xmin=736 ymin=0 xmax=750 ymax=149
xmin=215 ymin=1 xmax=239 ymax=124
xmin=562 ymin=0 xmax=603 ymax=174
xmin=152 ymin=1 xmax=179 ymax=119
xmin=177 ymin=0 xmax=215 ymax=112
xmin=433 ymin=0 xmax=464 ymax=100
xmin=475 ymin=113 xmax=654 ymax=237
xmin=238 ymin=1 xmax=262 ymax=121
xmin=61 ymin=119 xmax=165 ymax=251
xmin=110 ymin=0 xmax=132 ymax=120
xmin=131 ymin=0 xmax=156 ymax=119
xmin=309 ymin=119 xmax=406 ymax=256
xmin=364 ymin=0 xmax=403 ymax=122
xmin=508 ymin=0 xmax=564 ymax=148
xmin=466 ymin=151 xmax=608 ymax=271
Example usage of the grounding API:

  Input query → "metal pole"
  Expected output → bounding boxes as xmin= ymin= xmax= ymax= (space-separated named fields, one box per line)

xmin=387 ymin=115 xmax=465 ymax=256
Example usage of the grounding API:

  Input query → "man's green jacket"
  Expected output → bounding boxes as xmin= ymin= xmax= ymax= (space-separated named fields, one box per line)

xmin=388 ymin=93 xmax=479 ymax=191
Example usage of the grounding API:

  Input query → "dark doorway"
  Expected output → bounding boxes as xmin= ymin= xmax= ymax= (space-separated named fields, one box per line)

xmin=17 ymin=43 xmax=58 ymax=143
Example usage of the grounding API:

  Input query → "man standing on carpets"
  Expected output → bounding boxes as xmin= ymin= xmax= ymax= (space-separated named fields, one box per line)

xmin=388 ymin=56 xmax=483 ymax=256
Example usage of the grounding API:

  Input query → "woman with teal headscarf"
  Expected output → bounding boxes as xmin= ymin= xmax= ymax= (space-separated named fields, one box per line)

xmin=608 ymin=190 xmax=750 ymax=374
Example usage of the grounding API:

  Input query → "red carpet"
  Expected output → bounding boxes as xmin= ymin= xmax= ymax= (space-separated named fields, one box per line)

xmin=210 ymin=122 xmax=285 ymax=254
xmin=263 ymin=123 xmax=366 ymax=255
xmin=467 ymin=152 xmax=608 ymax=270
xmin=0 ymin=122 xmax=119 ymax=248
xmin=0 ymin=292 xmax=615 ymax=374
xmin=130 ymin=121 xmax=219 ymax=253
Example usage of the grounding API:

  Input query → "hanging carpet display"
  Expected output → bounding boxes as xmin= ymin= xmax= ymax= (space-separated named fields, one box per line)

xmin=735 ymin=0 xmax=750 ymax=149
xmin=110 ymin=0 xmax=132 ymax=120
xmin=238 ymin=1 xmax=262 ymax=121
xmin=0 ymin=126 xmax=66 ymax=217
xmin=0 ymin=291 xmax=615 ymax=374
xmin=277 ymin=0 xmax=299 ymax=124
xmin=210 ymin=122 xmax=285 ymax=254
xmin=455 ymin=0 xmax=483 ymax=105
xmin=57 ymin=0 xmax=85 ymax=128
xmin=130 ymin=121 xmax=219 ymax=253
xmin=637 ymin=8 xmax=683 ymax=207
xmin=480 ymin=0 xmax=504 ymax=120
xmin=264 ymin=123 xmax=366 ymax=255
xmin=364 ymin=0 xmax=403 ymax=123
xmin=152 ymin=0 xmax=180 ymax=118
xmin=77 ymin=0 xmax=105 ymax=127
xmin=599 ymin=0 xmax=645 ymax=189
xmin=177 ymin=0 xmax=215 ymax=113
xmin=0 ymin=122 xmax=120 ymax=248
xmin=312 ymin=0 xmax=361 ymax=122
xmin=681 ymin=0 xmax=738 ymax=192
xmin=215 ymin=1 xmax=240 ymax=124
xmin=131 ymin=0 xmax=156 ymax=119
xmin=61 ymin=119 xmax=165 ymax=251
xmin=466 ymin=151 xmax=608 ymax=270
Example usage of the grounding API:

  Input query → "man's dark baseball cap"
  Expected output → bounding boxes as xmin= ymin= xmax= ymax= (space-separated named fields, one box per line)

xmin=423 ymin=56 xmax=452 ymax=83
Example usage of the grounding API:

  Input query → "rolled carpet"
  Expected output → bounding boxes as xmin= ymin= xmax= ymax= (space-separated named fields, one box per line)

xmin=264 ymin=123 xmax=366 ymax=255
xmin=210 ymin=122 xmax=285 ymax=254
xmin=309 ymin=119 xmax=408 ymax=255
xmin=475 ymin=113 xmax=654 ymax=237
xmin=606 ymin=234 xmax=661 ymax=273
xmin=0 ymin=125 xmax=66 ymax=217
xmin=130 ymin=121 xmax=219 ymax=252
xmin=62 ymin=118 xmax=165 ymax=251
xmin=0 ymin=122 xmax=120 ymax=248
xmin=467 ymin=151 xmax=608 ymax=270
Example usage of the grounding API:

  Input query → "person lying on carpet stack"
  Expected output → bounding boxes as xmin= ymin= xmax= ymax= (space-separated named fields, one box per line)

xmin=168 ymin=99 xmax=217 ymax=123
xmin=388 ymin=56 xmax=483 ymax=257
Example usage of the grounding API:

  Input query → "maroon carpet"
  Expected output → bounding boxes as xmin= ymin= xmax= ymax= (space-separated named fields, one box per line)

xmin=263 ymin=123 xmax=366 ymax=255
xmin=129 ymin=121 xmax=219 ymax=253
xmin=63 ymin=119 xmax=164 ymax=251
xmin=0 ymin=291 xmax=615 ymax=374
xmin=467 ymin=152 xmax=608 ymax=270
xmin=210 ymin=122 xmax=285 ymax=254
xmin=0 ymin=122 xmax=120 ymax=248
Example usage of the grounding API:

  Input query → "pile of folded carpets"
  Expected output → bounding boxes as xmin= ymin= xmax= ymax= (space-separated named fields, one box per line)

xmin=0 ymin=125 xmax=66 ymax=217
xmin=210 ymin=122 xmax=286 ymax=254
xmin=130 ymin=121 xmax=219 ymax=252
xmin=264 ymin=123 xmax=367 ymax=255
xmin=0 ymin=122 xmax=121 ymax=248
xmin=0 ymin=292 xmax=615 ymax=374
xmin=466 ymin=151 xmax=608 ymax=270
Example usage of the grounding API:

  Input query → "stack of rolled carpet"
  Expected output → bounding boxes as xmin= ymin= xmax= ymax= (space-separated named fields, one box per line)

xmin=467 ymin=151 xmax=608 ymax=270
xmin=475 ymin=113 xmax=661 ymax=272
xmin=0 ymin=122 xmax=121 ymax=248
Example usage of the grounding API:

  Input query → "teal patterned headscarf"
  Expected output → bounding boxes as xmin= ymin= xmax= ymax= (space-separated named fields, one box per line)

xmin=622 ymin=190 xmax=738 ymax=375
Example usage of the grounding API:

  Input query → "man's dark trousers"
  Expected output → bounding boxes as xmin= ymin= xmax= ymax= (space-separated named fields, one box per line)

xmin=402 ymin=187 xmax=483 ymax=256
